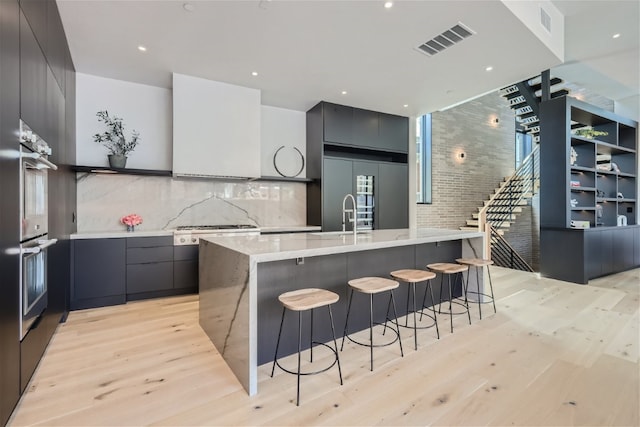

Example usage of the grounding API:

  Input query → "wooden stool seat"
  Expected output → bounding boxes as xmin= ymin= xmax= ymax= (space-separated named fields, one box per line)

xmin=278 ymin=288 xmax=339 ymax=311
xmin=390 ymin=269 xmax=439 ymax=349
xmin=348 ymin=277 xmax=399 ymax=294
xmin=456 ymin=258 xmax=494 ymax=267
xmin=455 ymin=258 xmax=497 ymax=320
xmin=427 ymin=262 xmax=468 ymax=274
xmin=390 ymin=269 xmax=436 ymax=283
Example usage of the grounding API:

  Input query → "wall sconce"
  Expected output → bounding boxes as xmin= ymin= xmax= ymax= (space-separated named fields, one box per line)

xmin=489 ymin=115 xmax=499 ymax=127
xmin=455 ymin=149 xmax=466 ymax=163
xmin=457 ymin=151 xmax=466 ymax=160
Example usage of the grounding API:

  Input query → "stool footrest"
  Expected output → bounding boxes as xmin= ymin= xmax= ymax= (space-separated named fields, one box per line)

xmin=392 ymin=311 xmax=437 ymax=330
xmin=438 ymin=299 xmax=471 ymax=316
xmin=343 ymin=322 xmax=401 ymax=349
xmin=273 ymin=342 xmax=340 ymax=377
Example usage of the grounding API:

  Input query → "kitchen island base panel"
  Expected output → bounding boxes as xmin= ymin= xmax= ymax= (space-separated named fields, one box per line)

xmin=199 ymin=244 xmax=255 ymax=395
xmin=199 ymin=228 xmax=485 ymax=396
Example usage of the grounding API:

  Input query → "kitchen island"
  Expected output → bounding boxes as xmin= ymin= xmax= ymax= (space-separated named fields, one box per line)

xmin=199 ymin=228 xmax=485 ymax=395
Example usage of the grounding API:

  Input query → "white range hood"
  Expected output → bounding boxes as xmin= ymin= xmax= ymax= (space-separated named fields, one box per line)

xmin=172 ymin=73 xmax=261 ymax=179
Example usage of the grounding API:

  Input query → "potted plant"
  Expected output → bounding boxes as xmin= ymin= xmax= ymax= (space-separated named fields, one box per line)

xmin=93 ymin=110 xmax=140 ymax=168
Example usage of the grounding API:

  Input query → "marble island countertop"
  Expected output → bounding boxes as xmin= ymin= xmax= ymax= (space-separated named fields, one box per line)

xmin=201 ymin=227 xmax=484 ymax=262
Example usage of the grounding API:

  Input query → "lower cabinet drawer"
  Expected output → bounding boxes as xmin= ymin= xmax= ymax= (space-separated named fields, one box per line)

xmin=126 ymin=262 xmax=173 ymax=294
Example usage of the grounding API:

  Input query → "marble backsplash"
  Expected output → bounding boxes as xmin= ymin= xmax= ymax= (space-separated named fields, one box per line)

xmin=76 ymin=173 xmax=307 ymax=232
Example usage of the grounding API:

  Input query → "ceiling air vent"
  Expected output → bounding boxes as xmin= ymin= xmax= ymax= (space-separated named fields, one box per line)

xmin=540 ymin=7 xmax=551 ymax=33
xmin=416 ymin=22 xmax=475 ymax=57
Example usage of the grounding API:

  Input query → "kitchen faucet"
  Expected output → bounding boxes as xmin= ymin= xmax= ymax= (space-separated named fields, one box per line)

xmin=342 ymin=193 xmax=357 ymax=237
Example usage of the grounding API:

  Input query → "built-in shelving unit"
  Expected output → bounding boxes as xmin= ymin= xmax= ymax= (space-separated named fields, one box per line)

xmin=540 ymin=96 xmax=639 ymax=284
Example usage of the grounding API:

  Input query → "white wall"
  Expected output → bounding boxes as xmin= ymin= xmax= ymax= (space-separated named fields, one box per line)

xmin=502 ymin=0 xmax=564 ymax=61
xmin=76 ymin=73 xmax=172 ymax=170
xmin=260 ymin=106 xmax=306 ymax=178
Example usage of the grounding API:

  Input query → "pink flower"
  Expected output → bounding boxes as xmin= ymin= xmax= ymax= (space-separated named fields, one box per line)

xmin=121 ymin=214 xmax=143 ymax=226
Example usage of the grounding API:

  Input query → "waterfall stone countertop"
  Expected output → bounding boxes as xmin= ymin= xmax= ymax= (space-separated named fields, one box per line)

xmin=198 ymin=227 xmax=486 ymax=396
xmin=200 ymin=227 xmax=484 ymax=261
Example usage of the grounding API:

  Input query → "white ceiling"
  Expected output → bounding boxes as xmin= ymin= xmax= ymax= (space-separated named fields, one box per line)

xmin=56 ymin=0 xmax=639 ymax=118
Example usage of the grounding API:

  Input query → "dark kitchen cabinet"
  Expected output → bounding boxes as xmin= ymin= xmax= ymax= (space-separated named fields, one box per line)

xmin=322 ymin=158 xmax=353 ymax=231
xmin=379 ymin=113 xmax=409 ymax=154
xmin=126 ymin=236 xmax=173 ymax=298
xmin=71 ymin=236 xmax=198 ymax=309
xmin=320 ymin=101 xmax=408 ymax=153
xmin=307 ymin=101 xmax=409 ymax=231
xmin=0 ymin=0 xmax=22 ymax=423
xmin=174 ymin=245 xmax=199 ymax=290
xmin=322 ymin=158 xmax=407 ymax=231
xmin=323 ymin=103 xmax=354 ymax=145
xmin=378 ymin=162 xmax=409 ymax=229
xmin=71 ymin=238 xmax=126 ymax=309
xmin=19 ymin=9 xmax=47 ymax=136
xmin=353 ymin=108 xmax=379 ymax=149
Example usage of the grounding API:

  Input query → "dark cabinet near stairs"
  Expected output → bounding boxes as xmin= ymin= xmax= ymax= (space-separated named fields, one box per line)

xmin=540 ymin=96 xmax=639 ymax=284
xmin=307 ymin=101 xmax=409 ymax=231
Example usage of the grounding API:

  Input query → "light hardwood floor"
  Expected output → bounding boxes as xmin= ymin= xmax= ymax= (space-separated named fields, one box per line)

xmin=8 ymin=267 xmax=639 ymax=426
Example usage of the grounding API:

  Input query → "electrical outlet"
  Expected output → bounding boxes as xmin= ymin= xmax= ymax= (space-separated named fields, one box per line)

xmin=296 ymin=257 xmax=304 ymax=265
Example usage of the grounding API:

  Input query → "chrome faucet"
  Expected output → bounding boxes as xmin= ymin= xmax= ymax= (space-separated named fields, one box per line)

xmin=342 ymin=193 xmax=357 ymax=237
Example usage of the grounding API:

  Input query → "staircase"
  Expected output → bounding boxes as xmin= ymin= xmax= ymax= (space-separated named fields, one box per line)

xmin=499 ymin=70 xmax=569 ymax=142
xmin=460 ymin=145 xmax=540 ymax=272
xmin=461 ymin=71 xmax=567 ymax=271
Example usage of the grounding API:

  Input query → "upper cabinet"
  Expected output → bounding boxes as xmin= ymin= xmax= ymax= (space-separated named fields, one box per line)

xmin=19 ymin=9 xmax=47 ymax=136
xmin=321 ymin=102 xmax=409 ymax=153
xmin=172 ymin=73 xmax=261 ymax=178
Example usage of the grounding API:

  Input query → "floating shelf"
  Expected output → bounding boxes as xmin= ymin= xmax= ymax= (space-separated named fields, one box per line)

xmin=258 ymin=176 xmax=313 ymax=183
xmin=72 ymin=165 xmax=172 ymax=177
xmin=570 ymin=186 xmax=596 ymax=192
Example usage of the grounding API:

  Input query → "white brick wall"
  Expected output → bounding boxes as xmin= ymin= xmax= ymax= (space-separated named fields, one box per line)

xmin=417 ymin=91 xmax=516 ymax=229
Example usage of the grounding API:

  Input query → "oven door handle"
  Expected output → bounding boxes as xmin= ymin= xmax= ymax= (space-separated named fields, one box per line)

xmin=22 ymin=151 xmax=58 ymax=170
xmin=11 ymin=238 xmax=58 ymax=256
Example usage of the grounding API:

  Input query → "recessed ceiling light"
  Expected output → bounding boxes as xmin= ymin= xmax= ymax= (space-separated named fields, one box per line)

xmin=403 ymin=104 xmax=409 ymax=108
xmin=341 ymin=91 xmax=348 ymax=95
xmin=384 ymin=1 xmax=393 ymax=8
xmin=251 ymin=71 xmax=258 ymax=76
xmin=613 ymin=33 xmax=621 ymax=39
xmin=137 ymin=45 xmax=147 ymax=52
xmin=485 ymin=66 xmax=493 ymax=72
xmin=183 ymin=3 xmax=195 ymax=12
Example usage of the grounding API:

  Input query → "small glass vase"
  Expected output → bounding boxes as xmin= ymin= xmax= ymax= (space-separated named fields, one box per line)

xmin=126 ymin=225 xmax=135 ymax=232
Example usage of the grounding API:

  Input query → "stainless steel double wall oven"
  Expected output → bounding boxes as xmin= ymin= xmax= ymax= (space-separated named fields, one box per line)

xmin=17 ymin=120 xmax=57 ymax=340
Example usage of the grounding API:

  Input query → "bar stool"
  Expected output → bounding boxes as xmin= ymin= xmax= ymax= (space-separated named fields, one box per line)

xmin=271 ymin=288 xmax=343 ymax=406
xmin=456 ymin=258 xmax=496 ymax=320
xmin=341 ymin=277 xmax=404 ymax=371
xmin=389 ymin=269 xmax=439 ymax=350
xmin=426 ymin=263 xmax=471 ymax=333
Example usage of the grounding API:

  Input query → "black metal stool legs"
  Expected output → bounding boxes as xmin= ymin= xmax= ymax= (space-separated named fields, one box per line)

xmin=340 ymin=289 xmax=354 ymax=351
xmin=271 ymin=306 xmax=287 ymax=377
xmin=419 ymin=279 xmax=440 ymax=339
xmin=296 ymin=311 xmax=302 ymax=406
xmin=327 ymin=306 xmax=343 ymax=385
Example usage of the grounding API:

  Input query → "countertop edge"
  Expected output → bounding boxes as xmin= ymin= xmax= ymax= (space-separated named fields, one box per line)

xmin=202 ymin=228 xmax=485 ymax=262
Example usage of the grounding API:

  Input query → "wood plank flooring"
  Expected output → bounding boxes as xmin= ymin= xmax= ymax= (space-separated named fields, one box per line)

xmin=8 ymin=267 xmax=639 ymax=426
